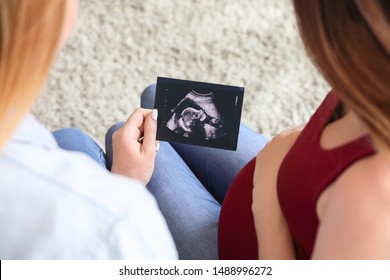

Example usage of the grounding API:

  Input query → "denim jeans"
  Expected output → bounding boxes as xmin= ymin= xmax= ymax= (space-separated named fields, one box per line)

xmin=53 ymin=84 xmax=267 ymax=259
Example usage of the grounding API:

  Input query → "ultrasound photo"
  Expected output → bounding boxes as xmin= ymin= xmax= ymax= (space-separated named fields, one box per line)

xmin=154 ymin=77 xmax=244 ymax=150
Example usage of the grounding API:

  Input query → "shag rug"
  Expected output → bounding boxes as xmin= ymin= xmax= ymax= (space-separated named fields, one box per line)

xmin=33 ymin=0 xmax=330 ymax=147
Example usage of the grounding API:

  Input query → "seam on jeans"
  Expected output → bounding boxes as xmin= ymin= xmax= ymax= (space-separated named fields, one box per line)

xmin=98 ymin=149 xmax=108 ymax=169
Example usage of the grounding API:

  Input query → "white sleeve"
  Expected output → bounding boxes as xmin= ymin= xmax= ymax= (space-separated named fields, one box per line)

xmin=105 ymin=187 xmax=178 ymax=259
xmin=0 ymin=143 xmax=178 ymax=259
xmin=50 ymin=151 xmax=179 ymax=260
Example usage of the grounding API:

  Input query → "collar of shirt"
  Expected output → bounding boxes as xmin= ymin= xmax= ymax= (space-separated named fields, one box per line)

xmin=5 ymin=114 xmax=58 ymax=150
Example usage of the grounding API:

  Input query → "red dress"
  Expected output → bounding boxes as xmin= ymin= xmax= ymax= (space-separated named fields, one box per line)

xmin=218 ymin=92 xmax=376 ymax=259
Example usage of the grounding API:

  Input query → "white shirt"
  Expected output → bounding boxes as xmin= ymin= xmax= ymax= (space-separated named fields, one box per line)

xmin=0 ymin=114 xmax=178 ymax=259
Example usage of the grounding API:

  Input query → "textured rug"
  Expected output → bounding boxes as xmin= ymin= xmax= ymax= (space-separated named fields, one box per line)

xmin=33 ymin=0 xmax=330 ymax=147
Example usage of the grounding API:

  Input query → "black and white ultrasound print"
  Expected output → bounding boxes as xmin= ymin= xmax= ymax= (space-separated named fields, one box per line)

xmin=166 ymin=90 xmax=225 ymax=140
xmin=154 ymin=77 xmax=244 ymax=150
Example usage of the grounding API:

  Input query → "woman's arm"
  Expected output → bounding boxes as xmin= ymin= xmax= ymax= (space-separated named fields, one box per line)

xmin=313 ymin=153 xmax=390 ymax=259
xmin=252 ymin=125 xmax=304 ymax=259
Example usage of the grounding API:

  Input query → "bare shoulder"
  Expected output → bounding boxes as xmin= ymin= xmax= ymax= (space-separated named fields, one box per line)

xmin=335 ymin=152 xmax=390 ymax=207
xmin=313 ymin=152 xmax=390 ymax=259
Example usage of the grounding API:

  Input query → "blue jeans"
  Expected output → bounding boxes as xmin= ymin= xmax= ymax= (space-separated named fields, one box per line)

xmin=53 ymin=84 xmax=267 ymax=259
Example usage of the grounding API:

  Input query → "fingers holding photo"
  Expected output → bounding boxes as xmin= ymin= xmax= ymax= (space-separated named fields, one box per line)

xmin=111 ymin=108 xmax=159 ymax=185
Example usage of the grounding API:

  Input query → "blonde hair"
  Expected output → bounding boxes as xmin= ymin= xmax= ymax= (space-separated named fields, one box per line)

xmin=293 ymin=0 xmax=390 ymax=151
xmin=0 ymin=0 xmax=65 ymax=148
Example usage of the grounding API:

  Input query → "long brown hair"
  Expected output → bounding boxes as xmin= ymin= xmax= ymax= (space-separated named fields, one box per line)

xmin=0 ymin=0 xmax=65 ymax=148
xmin=293 ymin=0 xmax=390 ymax=150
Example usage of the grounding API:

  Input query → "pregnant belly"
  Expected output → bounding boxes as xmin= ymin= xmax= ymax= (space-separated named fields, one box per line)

xmin=218 ymin=158 xmax=258 ymax=260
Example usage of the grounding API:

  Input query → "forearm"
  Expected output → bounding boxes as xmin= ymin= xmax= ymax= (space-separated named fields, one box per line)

xmin=252 ymin=125 xmax=304 ymax=259
xmin=253 ymin=201 xmax=296 ymax=259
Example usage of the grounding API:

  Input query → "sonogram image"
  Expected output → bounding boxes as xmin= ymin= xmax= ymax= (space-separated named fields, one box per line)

xmin=166 ymin=90 xmax=225 ymax=140
xmin=154 ymin=77 xmax=244 ymax=150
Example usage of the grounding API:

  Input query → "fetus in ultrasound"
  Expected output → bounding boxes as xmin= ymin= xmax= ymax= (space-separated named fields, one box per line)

xmin=166 ymin=90 xmax=225 ymax=140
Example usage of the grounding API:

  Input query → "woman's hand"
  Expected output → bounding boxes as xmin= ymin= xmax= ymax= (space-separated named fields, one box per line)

xmin=252 ymin=125 xmax=304 ymax=259
xmin=111 ymin=108 xmax=159 ymax=185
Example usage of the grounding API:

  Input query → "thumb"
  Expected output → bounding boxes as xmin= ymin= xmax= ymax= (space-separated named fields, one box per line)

xmin=142 ymin=109 xmax=158 ymax=155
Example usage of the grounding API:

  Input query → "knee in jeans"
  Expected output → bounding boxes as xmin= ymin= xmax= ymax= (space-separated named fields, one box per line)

xmin=53 ymin=127 xmax=85 ymax=139
xmin=141 ymin=83 xmax=156 ymax=109
xmin=105 ymin=122 xmax=125 ymax=142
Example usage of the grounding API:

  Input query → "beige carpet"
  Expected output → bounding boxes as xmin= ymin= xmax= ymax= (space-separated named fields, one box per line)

xmin=33 ymin=0 xmax=330 ymax=147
